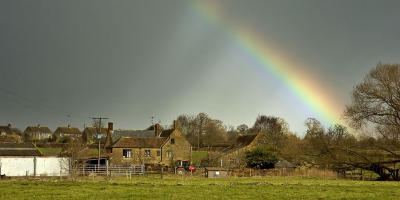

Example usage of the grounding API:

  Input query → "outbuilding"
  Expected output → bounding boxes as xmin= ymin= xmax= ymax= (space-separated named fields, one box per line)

xmin=204 ymin=167 xmax=228 ymax=178
xmin=0 ymin=143 xmax=69 ymax=176
xmin=275 ymin=159 xmax=296 ymax=174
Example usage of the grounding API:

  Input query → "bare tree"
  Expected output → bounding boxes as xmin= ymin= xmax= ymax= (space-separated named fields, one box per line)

xmin=236 ymin=124 xmax=248 ymax=134
xmin=345 ymin=63 xmax=400 ymax=137
xmin=251 ymin=115 xmax=289 ymax=149
xmin=310 ymin=63 xmax=400 ymax=180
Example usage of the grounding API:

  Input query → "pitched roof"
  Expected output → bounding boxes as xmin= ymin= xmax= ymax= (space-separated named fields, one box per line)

xmin=114 ymin=130 xmax=156 ymax=137
xmin=82 ymin=127 xmax=108 ymax=135
xmin=0 ymin=143 xmax=42 ymax=156
xmin=112 ymin=130 xmax=156 ymax=142
xmin=24 ymin=126 xmax=52 ymax=134
xmin=220 ymin=134 xmax=258 ymax=154
xmin=54 ymin=127 xmax=81 ymax=135
xmin=275 ymin=160 xmax=296 ymax=168
xmin=235 ymin=134 xmax=258 ymax=146
xmin=0 ymin=126 xmax=12 ymax=134
xmin=159 ymin=129 xmax=173 ymax=138
xmin=111 ymin=137 xmax=166 ymax=148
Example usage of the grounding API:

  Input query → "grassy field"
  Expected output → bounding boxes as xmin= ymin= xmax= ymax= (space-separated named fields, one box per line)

xmin=1 ymin=175 xmax=399 ymax=200
xmin=191 ymin=151 xmax=208 ymax=165
xmin=38 ymin=148 xmax=62 ymax=156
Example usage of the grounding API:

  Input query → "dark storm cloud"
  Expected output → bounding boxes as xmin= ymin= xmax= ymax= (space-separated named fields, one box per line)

xmin=0 ymin=0 xmax=399 ymax=134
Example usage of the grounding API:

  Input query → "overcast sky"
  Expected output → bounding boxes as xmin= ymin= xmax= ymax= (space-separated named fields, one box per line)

xmin=1 ymin=0 xmax=399 ymax=135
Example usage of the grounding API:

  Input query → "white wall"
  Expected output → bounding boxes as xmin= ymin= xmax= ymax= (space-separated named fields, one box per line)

xmin=0 ymin=157 xmax=34 ymax=176
xmin=0 ymin=157 xmax=69 ymax=176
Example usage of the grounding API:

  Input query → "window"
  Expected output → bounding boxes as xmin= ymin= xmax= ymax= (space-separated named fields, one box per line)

xmin=170 ymin=138 xmax=175 ymax=144
xmin=166 ymin=151 xmax=172 ymax=158
xmin=123 ymin=149 xmax=131 ymax=158
xmin=145 ymin=150 xmax=151 ymax=157
xmin=157 ymin=151 xmax=160 ymax=156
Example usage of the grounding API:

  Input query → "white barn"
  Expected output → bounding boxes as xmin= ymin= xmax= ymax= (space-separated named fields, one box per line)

xmin=0 ymin=143 xmax=69 ymax=176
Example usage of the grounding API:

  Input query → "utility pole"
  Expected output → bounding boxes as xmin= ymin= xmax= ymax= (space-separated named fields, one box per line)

xmin=91 ymin=117 xmax=109 ymax=171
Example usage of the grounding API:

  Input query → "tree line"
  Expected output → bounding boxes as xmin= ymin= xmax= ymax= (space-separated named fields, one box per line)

xmin=173 ymin=63 xmax=400 ymax=180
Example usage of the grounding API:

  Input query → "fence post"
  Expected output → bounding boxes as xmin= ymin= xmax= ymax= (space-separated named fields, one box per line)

xmin=33 ymin=157 xmax=37 ymax=177
xmin=106 ymin=160 xmax=109 ymax=177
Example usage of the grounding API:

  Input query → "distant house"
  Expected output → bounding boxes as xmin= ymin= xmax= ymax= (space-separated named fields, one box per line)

xmin=107 ymin=121 xmax=191 ymax=166
xmin=81 ymin=122 xmax=114 ymax=146
xmin=82 ymin=127 xmax=108 ymax=143
xmin=0 ymin=123 xmax=13 ymax=136
xmin=0 ymin=123 xmax=22 ymax=143
xmin=54 ymin=126 xmax=81 ymax=141
xmin=23 ymin=125 xmax=52 ymax=141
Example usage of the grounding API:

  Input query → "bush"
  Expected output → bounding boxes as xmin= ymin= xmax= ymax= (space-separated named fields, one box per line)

xmin=245 ymin=146 xmax=278 ymax=169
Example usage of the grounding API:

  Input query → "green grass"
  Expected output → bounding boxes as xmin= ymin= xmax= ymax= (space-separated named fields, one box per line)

xmin=192 ymin=151 xmax=208 ymax=165
xmin=1 ymin=176 xmax=399 ymax=199
xmin=38 ymin=148 xmax=62 ymax=156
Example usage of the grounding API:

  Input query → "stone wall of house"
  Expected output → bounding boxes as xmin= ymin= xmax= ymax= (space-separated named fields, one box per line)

xmin=161 ymin=129 xmax=191 ymax=166
xmin=110 ymin=147 xmax=161 ymax=166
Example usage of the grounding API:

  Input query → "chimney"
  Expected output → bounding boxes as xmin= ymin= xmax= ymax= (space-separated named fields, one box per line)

xmin=106 ymin=122 xmax=114 ymax=146
xmin=154 ymin=123 xmax=161 ymax=137
xmin=7 ymin=122 xmax=12 ymax=129
xmin=108 ymin=122 xmax=114 ymax=132
xmin=173 ymin=120 xmax=178 ymax=130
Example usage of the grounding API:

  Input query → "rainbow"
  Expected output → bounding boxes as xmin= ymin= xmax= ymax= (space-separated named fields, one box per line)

xmin=190 ymin=0 xmax=343 ymax=125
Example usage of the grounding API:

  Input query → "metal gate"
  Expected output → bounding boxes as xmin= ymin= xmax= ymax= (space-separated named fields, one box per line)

xmin=75 ymin=165 xmax=145 ymax=176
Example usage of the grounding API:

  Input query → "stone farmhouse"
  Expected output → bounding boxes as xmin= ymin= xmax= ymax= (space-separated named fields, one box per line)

xmin=23 ymin=125 xmax=52 ymax=141
xmin=106 ymin=121 xmax=191 ymax=166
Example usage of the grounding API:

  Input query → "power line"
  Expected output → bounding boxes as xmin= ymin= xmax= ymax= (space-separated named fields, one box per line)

xmin=90 ymin=117 xmax=109 ymax=170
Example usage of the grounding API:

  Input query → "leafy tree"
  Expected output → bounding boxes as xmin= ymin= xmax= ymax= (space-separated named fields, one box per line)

xmin=245 ymin=145 xmax=278 ymax=169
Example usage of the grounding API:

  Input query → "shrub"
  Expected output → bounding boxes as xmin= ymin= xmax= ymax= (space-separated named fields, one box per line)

xmin=245 ymin=146 xmax=278 ymax=169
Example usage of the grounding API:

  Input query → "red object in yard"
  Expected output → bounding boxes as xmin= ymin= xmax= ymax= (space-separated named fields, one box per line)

xmin=175 ymin=160 xmax=196 ymax=174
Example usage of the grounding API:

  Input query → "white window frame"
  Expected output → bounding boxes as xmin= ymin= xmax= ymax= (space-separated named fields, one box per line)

xmin=123 ymin=149 xmax=132 ymax=158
